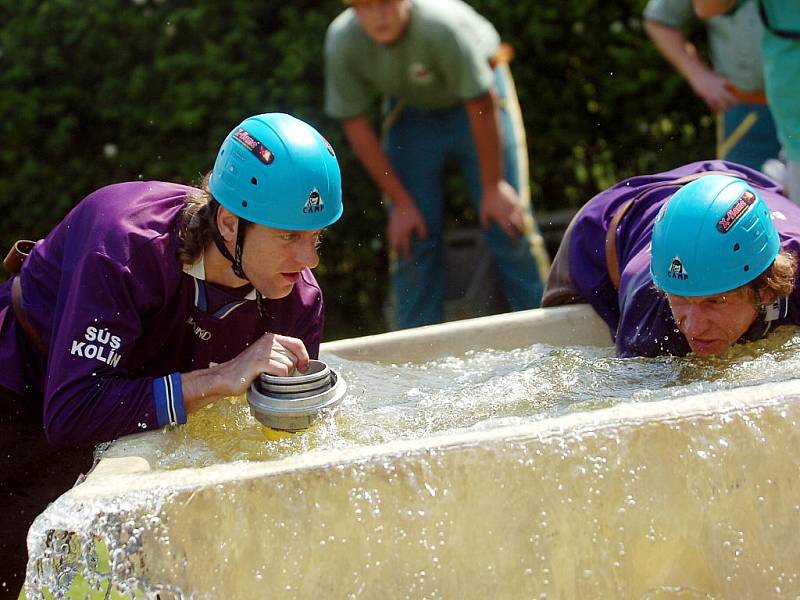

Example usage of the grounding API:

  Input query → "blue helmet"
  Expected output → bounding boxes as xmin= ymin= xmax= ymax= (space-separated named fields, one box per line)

xmin=650 ymin=174 xmax=780 ymax=296
xmin=209 ymin=113 xmax=343 ymax=231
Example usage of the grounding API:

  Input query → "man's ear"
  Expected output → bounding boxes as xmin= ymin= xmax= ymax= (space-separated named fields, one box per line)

xmin=216 ymin=205 xmax=238 ymax=243
xmin=756 ymin=286 xmax=777 ymax=306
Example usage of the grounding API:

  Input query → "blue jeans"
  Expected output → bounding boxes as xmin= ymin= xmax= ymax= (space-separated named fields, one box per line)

xmin=385 ymin=65 xmax=548 ymax=329
xmin=718 ymin=103 xmax=781 ymax=171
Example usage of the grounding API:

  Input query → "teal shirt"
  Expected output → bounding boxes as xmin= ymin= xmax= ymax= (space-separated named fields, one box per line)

xmin=324 ymin=0 xmax=500 ymax=120
xmin=757 ymin=0 xmax=800 ymax=159
xmin=644 ymin=0 xmax=765 ymax=92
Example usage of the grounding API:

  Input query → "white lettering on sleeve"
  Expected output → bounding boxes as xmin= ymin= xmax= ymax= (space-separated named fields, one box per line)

xmin=70 ymin=326 xmax=124 ymax=368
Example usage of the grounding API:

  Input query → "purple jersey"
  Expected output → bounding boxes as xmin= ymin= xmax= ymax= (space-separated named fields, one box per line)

xmin=566 ymin=160 xmax=800 ymax=357
xmin=0 ymin=182 xmax=325 ymax=447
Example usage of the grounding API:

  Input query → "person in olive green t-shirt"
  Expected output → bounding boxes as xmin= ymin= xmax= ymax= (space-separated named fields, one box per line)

xmin=324 ymin=0 xmax=550 ymax=329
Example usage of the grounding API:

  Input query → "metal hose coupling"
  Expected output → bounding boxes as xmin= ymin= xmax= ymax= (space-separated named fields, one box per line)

xmin=247 ymin=360 xmax=347 ymax=432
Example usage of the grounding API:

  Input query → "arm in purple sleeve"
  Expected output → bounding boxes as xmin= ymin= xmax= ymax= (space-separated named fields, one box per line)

xmin=43 ymin=251 xmax=185 ymax=447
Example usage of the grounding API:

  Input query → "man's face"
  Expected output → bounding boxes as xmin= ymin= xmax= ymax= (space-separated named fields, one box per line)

xmin=241 ymin=225 xmax=322 ymax=299
xmin=667 ymin=288 xmax=759 ymax=356
xmin=351 ymin=0 xmax=411 ymax=45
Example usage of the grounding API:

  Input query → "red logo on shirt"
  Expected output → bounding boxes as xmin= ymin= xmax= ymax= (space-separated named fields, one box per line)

xmin=408 ymin=62 xmax=434 ymax=85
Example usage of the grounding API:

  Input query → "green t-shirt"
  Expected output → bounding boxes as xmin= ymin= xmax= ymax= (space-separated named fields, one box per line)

xmin=324 ymin=0 xmax=500 ymax=120
xmin=644 ymin=0 xmax=766 ymax=92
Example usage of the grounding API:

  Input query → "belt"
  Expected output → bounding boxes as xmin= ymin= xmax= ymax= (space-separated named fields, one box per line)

xmin=728 ymin=85 xmax=767 ymax=106
xmin=4 ymin=240 xmax=36 ymax=275
xmin=605 ymin=198 xmax=636 ymax=291
xmin=11 ymin=277 xmax=48 ymax=355
xmin=5 ymin=238 xmax=49 ymax=355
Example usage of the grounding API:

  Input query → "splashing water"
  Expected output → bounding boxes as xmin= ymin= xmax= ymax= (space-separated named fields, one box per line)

xmin=24 ymin=327 xmax=800 ymax=599
xmin=145 ymin=326 xmax=800 ymax=470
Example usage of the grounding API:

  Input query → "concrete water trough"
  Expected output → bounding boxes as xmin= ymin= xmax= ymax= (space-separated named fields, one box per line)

xmin=23 ymin=304 xmax=800 ymax=599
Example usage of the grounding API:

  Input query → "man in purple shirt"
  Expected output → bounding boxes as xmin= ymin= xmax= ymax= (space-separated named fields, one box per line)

xmin=0 ymin=113 xmax=343 ymax=590
xmin=543 ymin=160 xmax=800 ymax=357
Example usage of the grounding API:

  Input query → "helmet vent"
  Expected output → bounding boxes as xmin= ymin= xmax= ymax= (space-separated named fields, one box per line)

xmin=744 ymin=265 xmax=750 ymax=272
xmin=251 ymin=177 xmax=258 ymax=186
xmin=733 ymin=243 xmax=741 ymax=252
xmin=242 ymin=200 xmax=248 ymax=208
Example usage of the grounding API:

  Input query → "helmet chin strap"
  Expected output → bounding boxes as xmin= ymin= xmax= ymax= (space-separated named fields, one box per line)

xmin=231 ymin=218 xmax=247 ymax=280
xmin=742 ymin=296 xmax=788 ymax=343
xmin=211 ymin=205 xmax=266 ymax=317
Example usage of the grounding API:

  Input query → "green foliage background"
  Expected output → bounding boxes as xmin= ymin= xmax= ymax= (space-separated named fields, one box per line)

xmin=0 ymin=0 xmax=713 ymax=340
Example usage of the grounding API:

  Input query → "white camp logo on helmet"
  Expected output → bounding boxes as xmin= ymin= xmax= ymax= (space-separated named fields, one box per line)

xmin=668 ymin=256 xmax=688 ymax=281
xmin=303 ymin=188 xmax=324 ymax=214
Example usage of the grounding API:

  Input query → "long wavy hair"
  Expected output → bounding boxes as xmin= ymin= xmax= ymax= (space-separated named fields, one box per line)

xmin=178 ymin=173 xmax=217 ymax=265
xmin=748 ymin=249 xmax=798 ymax=303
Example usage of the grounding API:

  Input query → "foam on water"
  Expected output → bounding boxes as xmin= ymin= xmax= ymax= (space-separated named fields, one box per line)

xmin=146 ymin=326 xmax=800 ymax=470
xmin=23 ymin=327 xmax=800 ymax=598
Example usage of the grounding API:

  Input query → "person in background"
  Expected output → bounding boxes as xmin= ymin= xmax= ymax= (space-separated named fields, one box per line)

xmin=694 ymin=0 xmax=800 ymax=201
xmin=324 ymin=0 xmax=550 ymax=329
xmin=644 ymin=0 xmax=781 ymax=172
xmin=0 ymin=113 xmax=343 ymax=592
xmin=542 ymin=160 xmax=800 ymax=358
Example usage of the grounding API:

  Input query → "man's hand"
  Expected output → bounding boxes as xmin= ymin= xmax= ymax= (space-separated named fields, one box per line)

xmin=181 ymin=333 xmax=310 ymax=413
xmin=220 ymin=332 xmax=310 ymax=395
xmin=388 ymin=203 xmax=428 ymax=259
xmin=689 ymin=70 xmax=737 ymax=112
xmin=480 ymin=180 xmax=525 ymax=238
xmin=693 ymin=0 xmax=737 ymax=19
xmin=342 ymin=116 xmax=425 ymax=260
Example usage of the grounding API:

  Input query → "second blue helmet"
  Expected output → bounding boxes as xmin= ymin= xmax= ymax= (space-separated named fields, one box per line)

xmin=650 ymin=174 xmax=780 ymax=296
